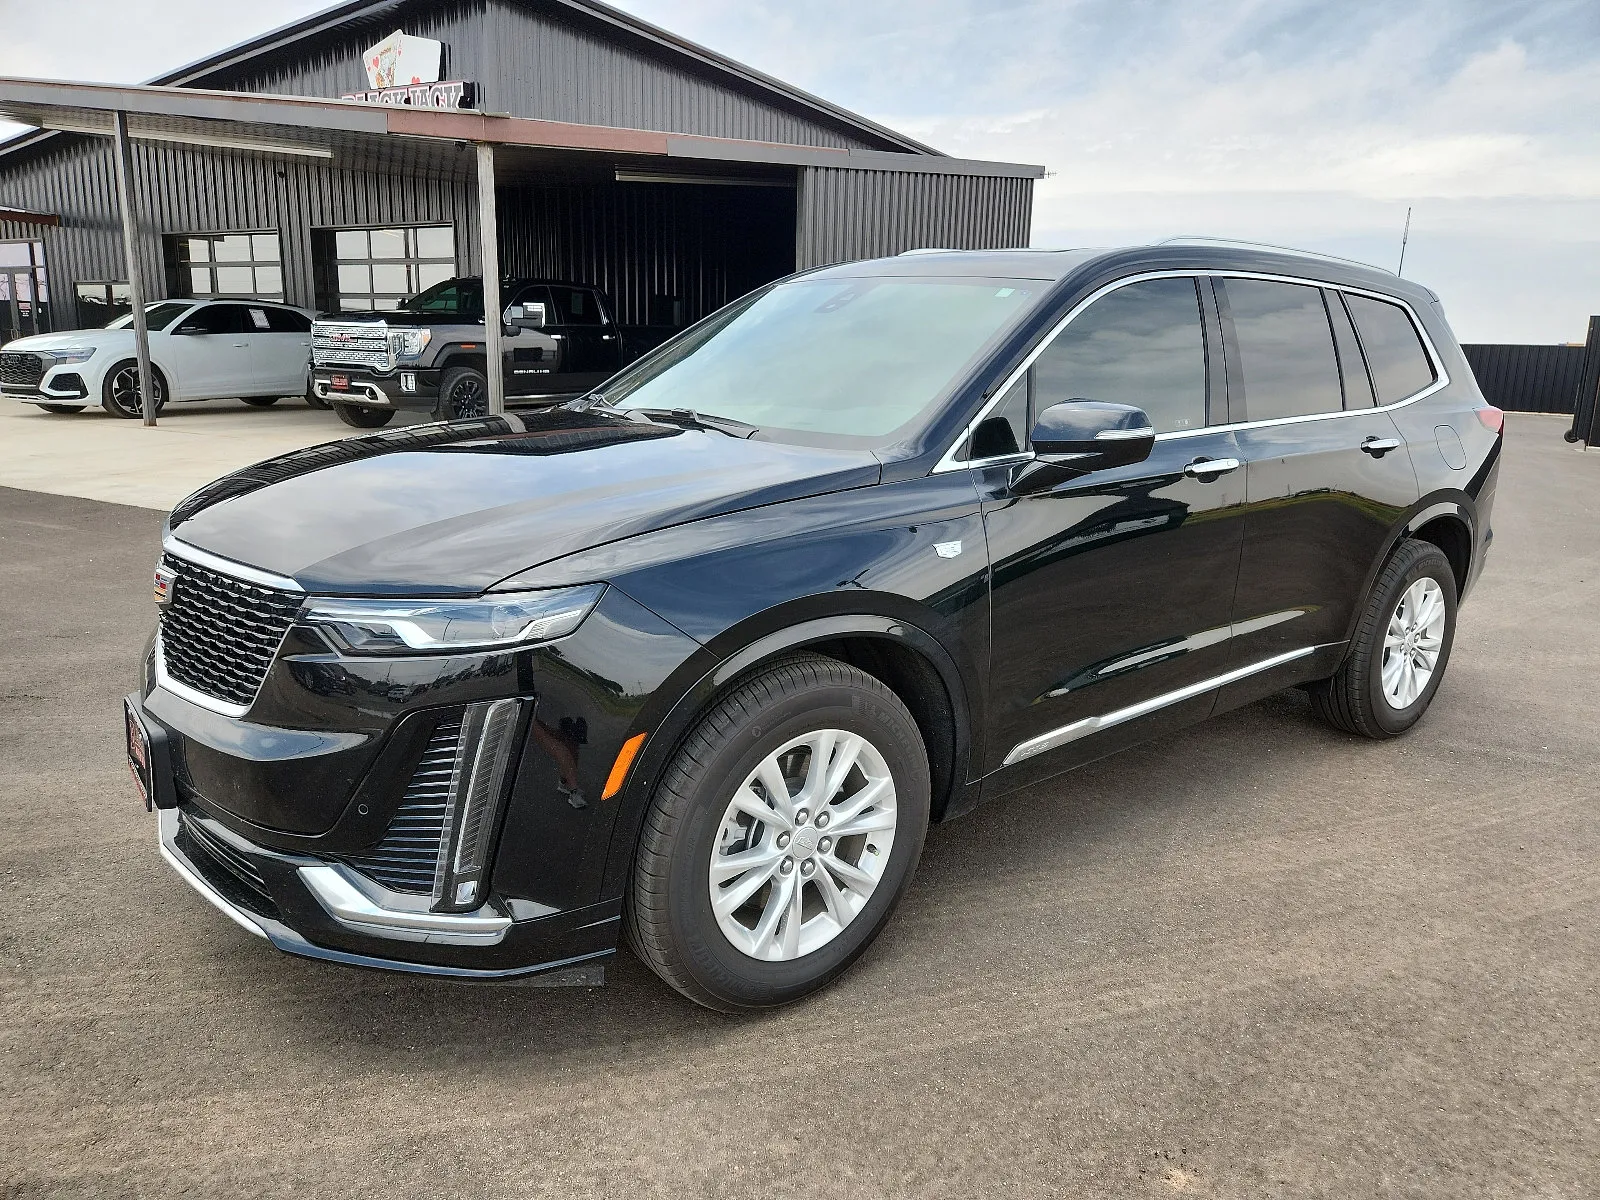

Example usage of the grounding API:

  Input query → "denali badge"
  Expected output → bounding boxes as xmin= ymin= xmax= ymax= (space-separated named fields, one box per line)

xmin=153 ymin=566 xmax=176 ymax=608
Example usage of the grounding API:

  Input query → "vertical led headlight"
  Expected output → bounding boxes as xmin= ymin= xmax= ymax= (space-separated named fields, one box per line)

xmin=433 ymin=698 xmax=526 ymax=912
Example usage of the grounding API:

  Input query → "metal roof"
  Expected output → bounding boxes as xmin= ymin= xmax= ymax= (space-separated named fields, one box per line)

xmin=0 ymin=77 xmax=1043 ymax=179
xmin=0 ymin=0 xmax=945 ymax=161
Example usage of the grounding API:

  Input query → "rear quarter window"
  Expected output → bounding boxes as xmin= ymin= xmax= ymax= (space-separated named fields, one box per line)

xmin=1345 ymin=294 xmax=1437 ymax=404
xmin=1221 ymin=278 xmax=1343 ymax=421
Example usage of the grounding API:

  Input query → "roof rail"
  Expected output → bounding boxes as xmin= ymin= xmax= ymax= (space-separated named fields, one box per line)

xmin=897 ymin=247 xmax=959 ymax=255
xmin=1156 ymin=236 xmax=1394 ymax=275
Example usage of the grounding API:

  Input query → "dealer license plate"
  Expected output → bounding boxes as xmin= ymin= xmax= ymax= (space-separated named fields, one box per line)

xmin=125 ymin=698 xmax=152 ymax=812
xmin=330 ymin=374 xmax=350 ymax=391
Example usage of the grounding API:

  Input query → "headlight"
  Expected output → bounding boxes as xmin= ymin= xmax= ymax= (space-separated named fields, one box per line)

xmin=302 ymin=584 xmax=605 ymax=655
xmin=389 ymin=329 xmax=431 ymax=360
xmin=45 ymin=347 xmax=96 ymax=365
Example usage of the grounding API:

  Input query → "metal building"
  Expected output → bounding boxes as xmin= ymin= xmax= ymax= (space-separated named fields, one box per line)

xmin=0 ymin=0 xmax=1041 ymax=354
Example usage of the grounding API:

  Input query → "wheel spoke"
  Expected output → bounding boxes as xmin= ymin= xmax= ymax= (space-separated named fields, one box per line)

xmin=821 ymin=852 xmax=878 ymax=895
xmin=825 ymin=774 xmax=892 ymax=828
xmin=728 ymin=783 xmax=784 ymax=830
xmin=713 ymin=853 xmax=780 ymax=916
xmin=778 ymin=873 xmax=805 ymax=959
xmin=813 ymin=863 xmax=852 ymax=925
xmin=755 ymin=759 xmax=796 ymax=825
xmin=820 ymin=733 xmax=864 ymax=804
xmin=709 ymin=844 xmax=782 ymax=883
xmin=828 ymin=807 xmax=897 ymax=838
xmin=748 ymin=870 xmax=796 ymax=957
xmin=799 ymin=728 xmax=837 ymax=804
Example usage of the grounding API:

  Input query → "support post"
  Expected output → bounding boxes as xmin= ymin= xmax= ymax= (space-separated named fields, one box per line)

xmin=476 ymin=141 xmax=505 ymax=416
xmin=111 ymin=112 xmax=156 ymax=427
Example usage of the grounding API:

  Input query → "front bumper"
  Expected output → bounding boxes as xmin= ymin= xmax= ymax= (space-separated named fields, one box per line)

xmin=3 ymin=366 xmax=92 ymax=403
xmin=311 ymin=367 xmax=440 ymax=413
xmin=134 ymin=580 xmax=709 ymax=978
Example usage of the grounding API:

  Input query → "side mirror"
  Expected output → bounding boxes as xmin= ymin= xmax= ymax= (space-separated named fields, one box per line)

xmin=1015 ymin=400 xmax=1155 ymax=490
xmin=504 ymin=302 xmax=546 ymax=330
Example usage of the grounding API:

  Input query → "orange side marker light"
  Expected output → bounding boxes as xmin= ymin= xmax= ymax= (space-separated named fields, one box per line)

xmin=602 ymin=731 xmax=649 ymax=801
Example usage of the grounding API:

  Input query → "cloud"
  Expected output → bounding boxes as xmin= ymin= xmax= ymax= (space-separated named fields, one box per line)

xmin=2 ymin=0 xmax=1594 ymax=340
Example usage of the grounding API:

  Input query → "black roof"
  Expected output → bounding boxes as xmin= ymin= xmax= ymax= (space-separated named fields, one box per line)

xmin=817 ymin=243 xmax=1438 ymax=305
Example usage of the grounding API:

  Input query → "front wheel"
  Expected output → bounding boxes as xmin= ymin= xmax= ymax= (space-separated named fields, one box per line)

xmin=626 ymin=653 xmax=930 ymax=1012
xmin=332 ymin=401 xmax=395 ymax=429
xmin=438 ymin=366 xmax=490 ymax=419
xmin=100 ymin=360 xmax=166 ymax=418
xmin=240 ymin=396 xmax=280 ymax=408
xmin=1309 ymin=538 xmax=1458 ymax=738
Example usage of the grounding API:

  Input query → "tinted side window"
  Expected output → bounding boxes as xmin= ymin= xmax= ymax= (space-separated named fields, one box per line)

xmin=549 ymin=285 xmax=605 ymax=326
xmin=1325 ymin=291 xmax=1376 ymax=408
xmin=1033 ymin=277 xmax=1207 ymax=434
xmin=1222 ymin=279 xmax=1343 ymax=420
xmin=264 ymin=307 xmax=311 ymax=333
xmin=1346 ymin=294 xmax=1436 ymax=404
xmin=178 ymin=304 xmax=244 ymax=335
xmin=969 ymin=373 xmax=1028 ymax=459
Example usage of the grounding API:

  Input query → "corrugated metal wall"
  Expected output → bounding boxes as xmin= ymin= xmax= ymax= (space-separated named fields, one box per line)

xmin=199 ymin=0 xmax=891 ymax=150
xmin=497 ymin=179 xmax=795 ymax=327
xmin=1460 ymin=343 xmax=1585 ymax=415
xmin=795 ymin=167 xmax=1034 ymax=269
xmin=0 ymin=134 xmax=478 ymax=322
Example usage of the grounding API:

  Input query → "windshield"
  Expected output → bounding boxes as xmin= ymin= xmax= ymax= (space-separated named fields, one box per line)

xmin=603 ymin=276 xmax=1038 ymax=445
xmin=401 ymin=279 xmax=483 ymax=318
xmin=107 ymin=302 xmax=194 ymax=332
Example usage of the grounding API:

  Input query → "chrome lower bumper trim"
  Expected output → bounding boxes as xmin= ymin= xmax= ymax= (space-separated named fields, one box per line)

xmin=313 ymin=378 xmax=393 ymax=406
xmin=157 ymin=809 xmax=269 ymax=939
xmin=298 ymin=864 xmax=512 ymax=946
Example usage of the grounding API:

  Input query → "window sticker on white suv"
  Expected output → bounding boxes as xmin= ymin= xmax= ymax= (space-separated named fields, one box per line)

xmin=248 ymin=307 xmax=271 ymax=330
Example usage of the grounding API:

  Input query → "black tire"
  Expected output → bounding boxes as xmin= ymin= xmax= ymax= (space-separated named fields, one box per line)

xmin=626 ymin=653 xmax=930 ymax=1012
xmin=438 ymin=366 xmax=490 ymax=419
xmin=37 ymin=404 xmax=86 ymax=414
xmin=100 ymin=359 xmax=167 ymax=419
xmin=332 ymin=401 xmax=395 ymax=429
xmin=1309 ymin=538 xmax=1458 ymax=738
xmin=305 ymin=380 xmax=330 ymax=410
xmin=240 ymin=396 xmax=280 ymax=408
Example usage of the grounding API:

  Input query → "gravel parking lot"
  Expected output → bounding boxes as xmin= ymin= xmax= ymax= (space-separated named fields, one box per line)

xmin=1 ymin=414 xmax=1595 ymax=1198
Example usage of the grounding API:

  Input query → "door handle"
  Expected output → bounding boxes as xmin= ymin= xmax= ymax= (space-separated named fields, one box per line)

xmin=1184 ymin=456 xmax=1240 ymax=480
xmin=1361 ymin=436 xmax=1402 ymax=456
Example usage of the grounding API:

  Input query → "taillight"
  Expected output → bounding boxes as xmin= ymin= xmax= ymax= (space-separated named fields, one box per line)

xmin=1476 ymin=406 xmax=1504 ymax=433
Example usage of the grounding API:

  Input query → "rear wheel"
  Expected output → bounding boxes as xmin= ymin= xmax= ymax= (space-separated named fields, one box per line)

xmin=626 ymin=653 xmax=930 ymax=1012
xmin=240 ymin=396 xmax=280 ymax=408
xmin=439 ymin=366 xmax=490 ymax=419
xmin=1309 ymin=538 xmax=1458 ymax=738
xmin=37 ymin=404 xmax=86 ymax=414
xmin=332 ymin=401 xmax=395 ymax=429
xmin=100 ymin=360 xmax=167 ymax=418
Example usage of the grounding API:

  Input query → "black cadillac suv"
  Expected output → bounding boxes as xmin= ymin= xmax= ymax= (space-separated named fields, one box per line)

xmin=126 ymin=244 xmax=1502 ymax=1011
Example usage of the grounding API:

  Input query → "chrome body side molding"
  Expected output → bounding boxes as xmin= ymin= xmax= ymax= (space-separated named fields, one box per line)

xmin=1001 ymin=645 xmax=1320 ymax=767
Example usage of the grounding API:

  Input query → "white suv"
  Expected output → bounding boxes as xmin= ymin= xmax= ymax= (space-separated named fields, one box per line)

xmin=0 ymin=298 xmax=316 ymax=417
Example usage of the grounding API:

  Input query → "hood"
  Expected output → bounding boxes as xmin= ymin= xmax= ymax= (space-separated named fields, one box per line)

xmin=167 ymin=411 xmax=882 ymax=595
xmin=3 ymin=329 xmax=126 ymax=353
xmin=317 ymin=311 xmax=477 ymax=328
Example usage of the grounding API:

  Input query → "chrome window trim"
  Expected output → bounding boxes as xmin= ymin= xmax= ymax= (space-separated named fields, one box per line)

xmin=162 ymin=535 xmax=306 ymax=592
xmin=1001 ymin=644 xmax=1321 ymax=767
xmin=934 ymin=268 xmax=1450 ymax=473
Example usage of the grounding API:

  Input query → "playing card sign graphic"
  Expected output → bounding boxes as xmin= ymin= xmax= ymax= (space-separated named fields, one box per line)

xmin=362 ymin=31 xmax=444 ymax=89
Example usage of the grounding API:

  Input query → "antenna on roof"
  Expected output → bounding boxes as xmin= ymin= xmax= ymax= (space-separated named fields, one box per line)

xmin=1397 ymin=207 xmax=1412 ymax=277
xmin=1157 ymin=236 xmax=1395 ymax=275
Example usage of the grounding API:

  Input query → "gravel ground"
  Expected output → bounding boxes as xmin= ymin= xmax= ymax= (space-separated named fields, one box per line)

xmin=0 ymin=414 xmax=1595 ymax=1198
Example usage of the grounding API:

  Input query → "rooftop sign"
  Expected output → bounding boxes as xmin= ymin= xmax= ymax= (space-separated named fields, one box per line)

xmin=340 ymin=30 xmax=477 ymax=111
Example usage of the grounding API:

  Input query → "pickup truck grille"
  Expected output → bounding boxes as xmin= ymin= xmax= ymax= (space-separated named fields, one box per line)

xmin=0 ymin=352 xmax=44 ymax=390
xmin=312 ymin=321 xmax=392 ymax=371
xmin=343 ymin=716 xmax=464 ymax=894
xmin=158 ymin=553 xmax=302 ymax=709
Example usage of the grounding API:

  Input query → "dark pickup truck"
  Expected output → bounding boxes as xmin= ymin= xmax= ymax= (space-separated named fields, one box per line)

xmin=310 ymin=277 xmax=624 ymax=427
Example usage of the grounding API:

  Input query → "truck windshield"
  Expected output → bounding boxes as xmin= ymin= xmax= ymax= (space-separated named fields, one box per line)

xmin=602 ymin=276 xmax=1037 ymax=444
xmin=401 ymin=279 xmax=483 ymax=317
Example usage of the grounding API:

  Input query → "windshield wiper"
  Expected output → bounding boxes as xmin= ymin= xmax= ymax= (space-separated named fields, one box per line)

xmin=628 ymin=407 xmax=760 ymax=438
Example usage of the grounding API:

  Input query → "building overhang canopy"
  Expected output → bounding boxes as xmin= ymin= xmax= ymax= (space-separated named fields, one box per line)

xmin=0 ymin=77 xmax=1044 ymax=182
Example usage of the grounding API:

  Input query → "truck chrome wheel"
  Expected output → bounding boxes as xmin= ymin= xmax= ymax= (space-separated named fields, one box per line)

xmin=709 ymin=728 xmax=898 ymax=962
xmin=1381 ymin=577 xmax=1446 ymax=710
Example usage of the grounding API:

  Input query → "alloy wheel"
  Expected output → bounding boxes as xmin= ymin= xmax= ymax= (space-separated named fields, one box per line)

xmin=451 ymin=377 xmax=488 ymax=419
xmin=1381 ymin=577 xmax=1446 ymax=709
xmin=708 ymin=728 xmax=898 ymax=962
xmin=111 ymin=364 xmax=163 ymax=415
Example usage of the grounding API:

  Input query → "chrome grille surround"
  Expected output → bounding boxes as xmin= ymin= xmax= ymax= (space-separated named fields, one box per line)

xmin=156 ymin=550 xmax=303 ymax=712
xmin=0 ymin=351 xmax=45 ymax=390
xmin=312 ymin=321 xmax=393 ymax=372
xmin=342 ymin=717 xmax=464 ymax=894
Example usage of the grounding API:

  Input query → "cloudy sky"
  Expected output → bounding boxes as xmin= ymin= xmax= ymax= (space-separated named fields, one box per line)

xmin=1 ymin=0 xmax=1596 ymax=342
